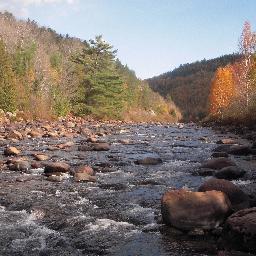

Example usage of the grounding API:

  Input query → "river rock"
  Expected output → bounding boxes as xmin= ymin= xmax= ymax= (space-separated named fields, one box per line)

xmin=8 ymin=160 xmax=30 ymax=171
xmin=57 ymin=141 xmax=75 ymax=149
xmin=86 ymin=136 xmax=98 ymax=143
xmin=198 ymin=178 xmax=250 ymax=211
xmin=47 ymin=175 xmax=65 ymax=182
xmin=201 ymin=158 xmax=236 ymax=170
xmin=135 ymin=157 xmax=162 ymax=165
xmin=222 ymin=207 xmax=256 ymax=253
xmin=161 ymin=189 xmax=231 ymax=231
xmin=92 ymin=142 xmax=110 ymax=151
xmin=33 ymin=154 xmax=49 ymax=161
xmin=4 ymin=146 xmax=20 ymax=156
xmin=216 ymin=139 xmax=237 ymax=145
xmin=214 ymin=166 xmax=246 ymax=180
xmin=75 ymin=165 xmax=94 ymax=176
xmin=6 ymin=130 xmax=23 ymax=140
xmin=27 ymin=130 xmax=42 ymax=138
xmin=119 ymin=139 xmax=130 ymax=145
xmin=228 ymin=145 xmax=252 ymax=156
xmin=44 ymin=162 xmax=70 ymax=174
xmin=74 ymin=173 xmax=96 ymax=182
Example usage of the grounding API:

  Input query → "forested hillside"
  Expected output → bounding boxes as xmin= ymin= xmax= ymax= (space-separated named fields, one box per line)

xmin=147 ymin=54 xmax=239 ymax=121
xmin=0 ymin=11 xmax=180 ymax=122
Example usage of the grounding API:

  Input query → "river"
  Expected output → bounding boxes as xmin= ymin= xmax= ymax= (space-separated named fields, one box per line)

xmin=0 ymin=122 xmax=252 ymax=255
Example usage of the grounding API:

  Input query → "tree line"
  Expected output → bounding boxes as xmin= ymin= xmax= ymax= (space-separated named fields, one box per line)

xmin=0 ymin=11 xmax=180 ymax=122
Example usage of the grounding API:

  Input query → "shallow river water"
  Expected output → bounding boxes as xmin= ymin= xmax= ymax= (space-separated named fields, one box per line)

xmin=0 ymin=123 xmax=246 ymax=255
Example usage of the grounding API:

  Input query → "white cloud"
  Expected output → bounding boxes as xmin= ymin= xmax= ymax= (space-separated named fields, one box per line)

xmin=0 ymin=0 xmax=78 ymax=17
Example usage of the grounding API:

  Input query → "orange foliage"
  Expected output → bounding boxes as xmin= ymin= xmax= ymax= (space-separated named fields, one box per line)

xmin=209 ymin=65 xmax=236 ymax=116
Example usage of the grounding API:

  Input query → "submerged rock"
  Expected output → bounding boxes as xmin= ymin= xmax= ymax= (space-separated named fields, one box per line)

xmin=161 ymin=189 xmax=231 ymax=231
xmin=135 ymin=157 xmax=162 ymax=165
xmin=92 ymin=142 xmax=110 ymax=151
xmin=214 ymin=166 xmax=246 ymax=180
xmin=201 ymin=158 xmax=236 ymax=170
xmin=198 ymin=178 xmax=250 ymax=211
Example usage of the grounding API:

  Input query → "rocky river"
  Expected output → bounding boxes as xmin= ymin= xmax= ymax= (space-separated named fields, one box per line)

xmin=0 ymin=119 xmax=255 ymax=256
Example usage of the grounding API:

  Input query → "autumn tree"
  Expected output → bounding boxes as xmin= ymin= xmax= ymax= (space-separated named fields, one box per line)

xmin=238 ymin=21 xmax=256 ymax=108
xmin=209 ymin=65 xmax=236 ymax=117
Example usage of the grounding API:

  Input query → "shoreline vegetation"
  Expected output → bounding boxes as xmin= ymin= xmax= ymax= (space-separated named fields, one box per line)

xmin=0 ymin=11 xmax=181 ymax=123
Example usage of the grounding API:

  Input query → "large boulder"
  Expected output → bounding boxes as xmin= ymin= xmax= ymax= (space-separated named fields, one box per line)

xmin=161 ymin=189 xmax=231 ymax=231
xmin=201 ymin=158 xmax=236 ymax=170
xmin=214 ymin=166 xmax=246 ymax=180
xmin=198 ymin=178 xmax=250 ymax=211
xmin=222 ymin=207 xmax=256 ymax=253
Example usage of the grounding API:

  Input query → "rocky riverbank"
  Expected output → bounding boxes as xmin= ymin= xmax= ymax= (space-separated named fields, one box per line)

xmin=0 ymin=117 xmax=255 ymax=255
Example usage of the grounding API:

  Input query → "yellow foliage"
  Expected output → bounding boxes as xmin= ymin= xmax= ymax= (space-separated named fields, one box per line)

xmin=209 ymin=65 xmax=236 ymax=116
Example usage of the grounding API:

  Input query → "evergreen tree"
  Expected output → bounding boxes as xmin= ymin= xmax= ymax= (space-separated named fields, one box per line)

xmin=73 ymin=35 xmax=126 ymax=118
xmin=0 ymin=39 xmax=16 ymax=112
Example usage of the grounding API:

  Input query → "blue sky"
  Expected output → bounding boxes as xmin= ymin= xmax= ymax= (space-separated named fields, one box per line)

xmin=0 ymin=0 xmax=256 ymax=79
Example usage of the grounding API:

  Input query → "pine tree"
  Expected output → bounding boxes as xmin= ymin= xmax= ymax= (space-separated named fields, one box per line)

xmin=0 ymin=39 xmax=16 ymax=112
xmin=72 ymin=35 xmax=127 ymax=118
